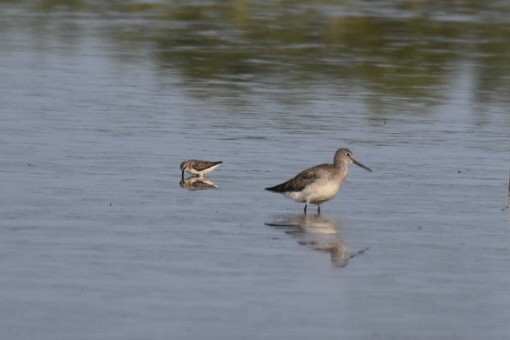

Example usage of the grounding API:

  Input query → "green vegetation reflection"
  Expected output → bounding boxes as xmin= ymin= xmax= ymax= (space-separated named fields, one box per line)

xmin=6 ymin=0 xmax=510 ymax=112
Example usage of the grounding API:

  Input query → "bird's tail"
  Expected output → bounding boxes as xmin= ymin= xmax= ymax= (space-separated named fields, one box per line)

xmin=265 ymin=183 xmax=287 ymax=192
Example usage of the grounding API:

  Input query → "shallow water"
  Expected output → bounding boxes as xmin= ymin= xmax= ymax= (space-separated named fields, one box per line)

xmin=1 ymin=1 xmax=509 ymax=339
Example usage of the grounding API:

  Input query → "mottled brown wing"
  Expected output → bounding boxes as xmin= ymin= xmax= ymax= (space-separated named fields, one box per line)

xmin=193 ymin=160 xmax=222 ymax=171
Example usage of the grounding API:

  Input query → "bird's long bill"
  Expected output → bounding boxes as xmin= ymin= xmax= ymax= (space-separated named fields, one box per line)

xmin=353 ymin=159 xmax=372 ymax=172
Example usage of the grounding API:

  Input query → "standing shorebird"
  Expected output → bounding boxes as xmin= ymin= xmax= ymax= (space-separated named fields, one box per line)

xmin=180 ymin=160 xmax=222 ymax=179
xmin=265 ymin=148 xmax=371 ymax=214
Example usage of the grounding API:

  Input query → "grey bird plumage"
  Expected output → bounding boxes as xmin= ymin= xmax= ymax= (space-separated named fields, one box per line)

xmin=265 ymin=148 xmax=371 ymax=214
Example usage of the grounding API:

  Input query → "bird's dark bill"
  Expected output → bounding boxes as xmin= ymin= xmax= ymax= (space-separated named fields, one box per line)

xmin=353 ymin=159 xmax=372 ymax=172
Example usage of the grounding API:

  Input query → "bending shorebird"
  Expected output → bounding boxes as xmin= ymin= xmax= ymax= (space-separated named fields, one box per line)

xmin=265 ymin=148 xmax=371 ymax=214
xmin=180 ymin=160 xmax=222 ymax=179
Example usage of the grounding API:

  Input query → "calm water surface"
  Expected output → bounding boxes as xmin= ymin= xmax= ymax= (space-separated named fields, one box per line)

xmin=1 ymin=1 xmax=509 ymax=339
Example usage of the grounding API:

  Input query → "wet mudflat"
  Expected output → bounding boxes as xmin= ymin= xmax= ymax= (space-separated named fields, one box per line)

xmin=0 ymin=1 xmax=509 ymax=339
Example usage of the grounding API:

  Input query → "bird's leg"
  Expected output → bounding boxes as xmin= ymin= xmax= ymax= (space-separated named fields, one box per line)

xmin=317 ymin=204 xmax=321 ymax=215
xmin=304 ymin=204 xmax=307 ymax=215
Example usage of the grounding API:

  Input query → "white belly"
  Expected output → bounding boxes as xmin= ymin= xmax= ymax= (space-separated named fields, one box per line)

xmin=286 ymin=180 xmax=341 ymax=204
xmin=189 ymin=164 xmax=220 ymax=176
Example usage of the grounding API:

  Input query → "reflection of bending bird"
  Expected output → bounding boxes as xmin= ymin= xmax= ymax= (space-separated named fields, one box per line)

xmin=179 ymin=177 xmax=218 ymax=191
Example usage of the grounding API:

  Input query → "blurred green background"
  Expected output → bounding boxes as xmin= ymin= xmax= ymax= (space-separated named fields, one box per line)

xmin=2 ymin=0 xmax=509 ymax=112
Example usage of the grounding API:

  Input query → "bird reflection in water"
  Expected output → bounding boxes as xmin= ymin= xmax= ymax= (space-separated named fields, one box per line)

xmin=266 ymin=214 xmax=368 ymax=268
xmin=179 ymin=176 xmax=218 ymax=191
